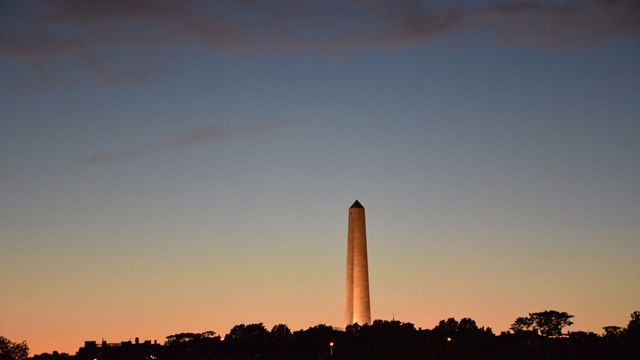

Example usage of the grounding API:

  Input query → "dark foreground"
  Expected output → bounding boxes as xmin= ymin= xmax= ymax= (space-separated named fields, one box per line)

xmin=27 ymin=318 xmax=640 ymax=360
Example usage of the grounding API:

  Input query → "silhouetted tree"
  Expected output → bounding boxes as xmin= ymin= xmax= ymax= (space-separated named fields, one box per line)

xmin=0 ymin=336 xmax=29 ymax=360
xmin=225 ymin=323 xmax=270 ymax=358
xmin=26 ymin=316 xmax=640 ymax=360
xmin=432 ymin=317 xmax=493 ymax=336
xmin=31 ymin=351 xmax=72 ymax=360
xmin=292 ymin=324 xmax=336 ymax=359
xmin=530 ymin=310 xmax=574 ymax=336
xmin=269 ymin=324 xmax=294 ymax=359
xmin=433 ymin=317 xmax=459 ymax=335
xmin=510 ymin=316 xmax=535 ymax=333
xmin=603 ymin=326 xmax=624 ymax=337
xmin=270 ymin=324 xmax=293 ymax=341
xmin=361 ymin=320 xmax=420 ymax=359
xmin=0 ymin=337 xmax=28 ymax=360
xmin=430 ymin=317 xmax=495 ymax=360
xmin=345 ymin=323 xmax=361 ymax=334
xmin=625 ymin=309 xmax=640 ymax=357
xmin=627 ymin=311 xmax=640 ymax=334
xmin=165 ymin=330 xmax=220 ymax=360
xmin=511 ymin=310 xmax=573 ymax=337
xmin=165 ymin=330 xmax=218 ymax=345
xmin=458 ymin=317 xmax=475 ymax=330
xmin=226 ymin=323 xmax=269 ymax=342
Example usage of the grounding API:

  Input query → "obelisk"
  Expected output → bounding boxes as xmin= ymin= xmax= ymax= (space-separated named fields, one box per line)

xmin=345 ymin=200 xmax=371 ymax=326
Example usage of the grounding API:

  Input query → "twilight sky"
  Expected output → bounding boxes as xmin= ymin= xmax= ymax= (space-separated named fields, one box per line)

xmin=1 ymin=0 xmax=639 ymax=355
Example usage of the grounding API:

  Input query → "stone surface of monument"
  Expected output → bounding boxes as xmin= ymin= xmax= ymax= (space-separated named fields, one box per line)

xmin=344 ymin=200 xmax=371 ymax=326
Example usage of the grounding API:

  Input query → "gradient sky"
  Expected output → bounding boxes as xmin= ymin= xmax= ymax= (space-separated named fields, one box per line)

xmin=1 ymin=0 xmax=639 ymax=355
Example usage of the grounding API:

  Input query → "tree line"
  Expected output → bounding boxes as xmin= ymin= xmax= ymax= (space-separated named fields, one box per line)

xmin=2 ymin=310 xmax=638 ymax=360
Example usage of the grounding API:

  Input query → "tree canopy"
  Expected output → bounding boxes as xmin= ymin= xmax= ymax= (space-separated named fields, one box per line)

xmin=0 ymin=337 xmax=29 ymax=360
xmin=24 ymin=310 xmax=640 ymax=360
xmin=510 ymin=316 xmax=534 ymax=332
xmin=165 ymin=331 xmax=218 ymax=345
xmin=510 ymin=310 xmax=574 ymax=336
xmin=627 ymin=311 xmax=640 ymax=334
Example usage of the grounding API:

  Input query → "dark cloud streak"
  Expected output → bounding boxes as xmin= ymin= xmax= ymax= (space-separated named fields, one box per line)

xmin=2 ymin=0 xmax=638 ymax=94
xmin=483 ymin=0 xmax=640 ymax=49
xmin=82 ymin=120 xmax=302 ymax=165
xmin=173 ymin=126 xmax=228 ymax=148
xmin=485 ymin=1 xmax=545 ymax=13
xmin=82 ymin=150 xmax=141 ymax=165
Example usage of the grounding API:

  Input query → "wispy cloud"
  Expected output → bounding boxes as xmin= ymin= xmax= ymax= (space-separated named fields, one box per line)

xmin=172 ymin=126 xmax=228 ymax=148
xmin=82 ymin=120 xmax=302 ymax=165
xmin=83 ymin=150 xmax=141 ymax=165
xmin=2 ymin=0 xmax=638 ymax=94
xmin=482 ymin=0 xmax=640 ymax=50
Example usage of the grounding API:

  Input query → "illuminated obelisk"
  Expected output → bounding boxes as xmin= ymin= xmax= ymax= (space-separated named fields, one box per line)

xmin=345 ymin=200 xmax=371 ymax=326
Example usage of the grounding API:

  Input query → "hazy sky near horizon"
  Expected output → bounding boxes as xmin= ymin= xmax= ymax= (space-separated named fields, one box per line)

xmin=1 ymin=0 xmax=639 ymax=354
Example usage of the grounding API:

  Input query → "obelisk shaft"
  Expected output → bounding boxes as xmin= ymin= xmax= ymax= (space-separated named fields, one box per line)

xmin=345 ymin=200 xmax=371 ymax=326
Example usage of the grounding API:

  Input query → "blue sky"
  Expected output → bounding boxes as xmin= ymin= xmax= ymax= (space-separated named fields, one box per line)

xmin=1 ymin=0 xmax=639 ymax=354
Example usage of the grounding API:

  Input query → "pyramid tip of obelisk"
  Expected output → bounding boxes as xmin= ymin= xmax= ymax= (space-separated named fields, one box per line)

xmin=350 ymin=200 xmax=364 ymax=209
